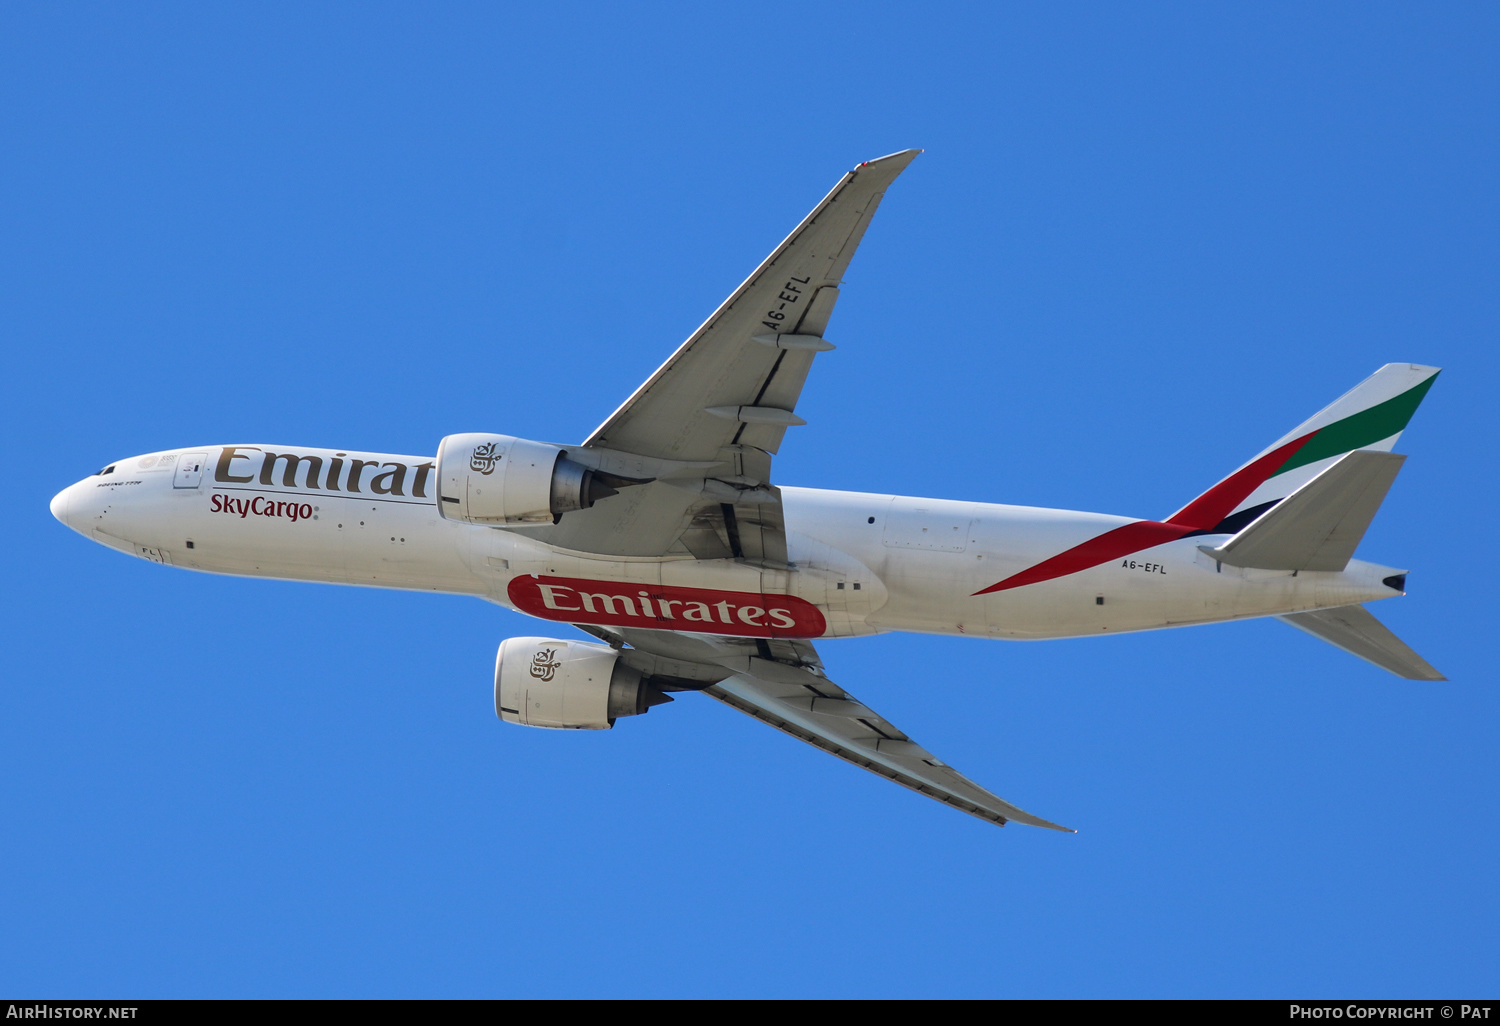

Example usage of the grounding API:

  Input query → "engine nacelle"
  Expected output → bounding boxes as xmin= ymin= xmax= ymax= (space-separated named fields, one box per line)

xmin=436 ymin=433 xmax=621 ymax=525
xmin=494 ymin=637 xmax=670 ymax=729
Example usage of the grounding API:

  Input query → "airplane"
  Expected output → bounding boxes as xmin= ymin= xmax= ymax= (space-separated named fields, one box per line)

xmin=48 ymin=149 xmax=1443 ymax=831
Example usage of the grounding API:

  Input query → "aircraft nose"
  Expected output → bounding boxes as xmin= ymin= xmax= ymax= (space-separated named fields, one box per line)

xmin=50 ymin=481 xmax=86 ymax=533
xmin=50 ymin=485 xmax=71 ymax=525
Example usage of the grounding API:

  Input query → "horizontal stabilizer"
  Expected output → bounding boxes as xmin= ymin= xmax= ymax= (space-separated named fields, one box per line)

xmin=1201 ymin=450 xmax=1405 ymax=571
xmin=1278 ymin=604 xmax=1445 ymax=680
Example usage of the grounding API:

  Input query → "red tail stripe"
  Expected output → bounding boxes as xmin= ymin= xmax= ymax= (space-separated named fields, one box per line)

xmin=973 ymin=521 xmax=1189 ymax=595
xmin=972 ymin=432 xmax=1316 ymax=596
xmin=1164 ymin=432 xmax=1314 ymax=529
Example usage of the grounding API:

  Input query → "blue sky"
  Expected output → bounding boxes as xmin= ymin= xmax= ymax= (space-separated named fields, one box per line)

xmin=2 ymin=2 xmax=1496 ymax=998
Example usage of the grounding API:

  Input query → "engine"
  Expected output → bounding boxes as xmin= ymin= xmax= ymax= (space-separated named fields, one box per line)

xmin=435 ymin=433 xmax=626 ymax=525
xmin=494 ymin=637 xmax=671 ymax=729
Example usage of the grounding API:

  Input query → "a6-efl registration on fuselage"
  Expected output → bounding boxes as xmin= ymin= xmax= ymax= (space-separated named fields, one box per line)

xmin=50 ymin=150 xmax=1443 ymax=830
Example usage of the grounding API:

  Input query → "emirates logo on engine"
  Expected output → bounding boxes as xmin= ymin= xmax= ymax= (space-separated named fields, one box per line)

xmin=529 ymin=647 xmax=561 ymax=681
xmin=470 ymin=441 xmax=501 ymax=475
xmin=507 ymin=576 xmax=828 ymax=639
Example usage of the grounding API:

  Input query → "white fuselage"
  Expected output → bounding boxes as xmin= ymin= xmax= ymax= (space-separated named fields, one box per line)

xmin=50 ymin=443 xmax=1402 ymax=642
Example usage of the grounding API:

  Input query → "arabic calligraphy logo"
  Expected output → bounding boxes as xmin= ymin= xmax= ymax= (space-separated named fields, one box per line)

xmin=529 ymin=648 xmax=562 ymax=682
xmin=470 ymin=441 xmax=502 ymax=475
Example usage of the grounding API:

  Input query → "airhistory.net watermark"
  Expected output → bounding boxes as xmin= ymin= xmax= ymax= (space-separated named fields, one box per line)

xmin=5 ymin=1007 xmax=137 ymax=1019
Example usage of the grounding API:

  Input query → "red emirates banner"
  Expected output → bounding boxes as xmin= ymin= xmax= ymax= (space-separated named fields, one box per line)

xmin=507 ymin=575 xmax=827 ymax=638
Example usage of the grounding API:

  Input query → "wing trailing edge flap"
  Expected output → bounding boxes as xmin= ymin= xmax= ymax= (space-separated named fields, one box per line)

xmin=584 ymin=625 xmax=1072 ymax=831
xmin=1200 ymin=450 xmax=1405 ymax=571
xmin=1278 ymin=604 xmax=1445 ymax=681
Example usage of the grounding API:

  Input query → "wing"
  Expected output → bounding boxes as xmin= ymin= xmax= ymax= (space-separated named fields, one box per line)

xmin=576 ymin=624 xmax=1072 ymax=831
xmin=537 ymin=151 xmax=919 ymax=559
xmin=585 ymin=148 xmax=920 ymax=461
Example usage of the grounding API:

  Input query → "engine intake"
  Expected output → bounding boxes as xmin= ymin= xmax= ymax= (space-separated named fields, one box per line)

xmin=436 ymin=433 xmax=627 ymax=525
xmin=494 ymin=637 xmax=672 ymax=729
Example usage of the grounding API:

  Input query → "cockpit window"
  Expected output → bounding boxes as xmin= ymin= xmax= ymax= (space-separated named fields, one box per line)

xmin=96 ymin=465 xmax=115 ymax=476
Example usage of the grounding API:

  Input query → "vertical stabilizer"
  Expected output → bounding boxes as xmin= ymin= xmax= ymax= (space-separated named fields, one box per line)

xmin=1168 ymin=364 xmax=1439 ymax=535
xmin=975 ymin=364 xmax=1441 ymax=596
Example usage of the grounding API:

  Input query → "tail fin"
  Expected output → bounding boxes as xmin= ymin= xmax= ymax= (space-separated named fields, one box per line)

xmin=972 ymin=364 xmax=1439 ymax=596
xmin=1279 ymin=604 xmax=1445 ymax=680
xmin=1166 ymin=364 xmax=1440 ymax=535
